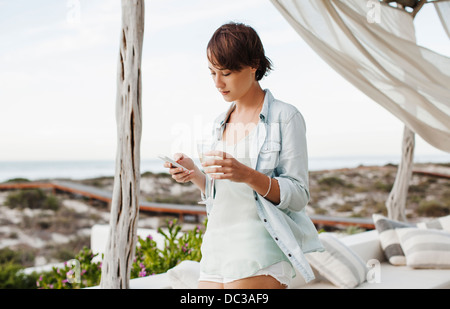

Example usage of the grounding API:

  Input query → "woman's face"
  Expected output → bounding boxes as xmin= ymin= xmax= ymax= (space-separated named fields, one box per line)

xmin=208 ymin=59 xmax=257 ymax=102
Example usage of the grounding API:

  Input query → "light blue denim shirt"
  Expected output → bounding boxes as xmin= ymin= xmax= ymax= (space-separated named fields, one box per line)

xmin=201 ymin=89 xmax=324 ymax=283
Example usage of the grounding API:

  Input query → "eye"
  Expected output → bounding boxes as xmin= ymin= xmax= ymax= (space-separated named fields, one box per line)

xmin=222 ymin=72 xmax=231 ymax=77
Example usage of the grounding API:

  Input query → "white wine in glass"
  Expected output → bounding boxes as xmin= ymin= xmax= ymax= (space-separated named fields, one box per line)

xmin=197 ymin=139 xmax=220 ymax=205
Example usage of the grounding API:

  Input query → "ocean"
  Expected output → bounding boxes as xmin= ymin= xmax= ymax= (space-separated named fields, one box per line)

xmin=0 ymin=154 xmax=449 ymax=183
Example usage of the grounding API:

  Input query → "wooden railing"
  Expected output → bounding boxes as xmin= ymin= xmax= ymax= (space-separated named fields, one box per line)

xmin=0 ymin=180 xmax=377 ymax=229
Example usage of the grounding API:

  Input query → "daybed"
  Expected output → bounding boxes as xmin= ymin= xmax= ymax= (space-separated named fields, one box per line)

xmin=90 ymin=214 xmax=450 ymax=289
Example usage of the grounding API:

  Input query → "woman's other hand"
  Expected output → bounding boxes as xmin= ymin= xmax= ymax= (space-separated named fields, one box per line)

xmin=201 ymin=150 xmax=253 ymax=183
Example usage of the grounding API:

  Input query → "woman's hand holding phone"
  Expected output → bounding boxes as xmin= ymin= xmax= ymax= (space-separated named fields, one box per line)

xmin=161 ymin=153 xmax=196 ymax=183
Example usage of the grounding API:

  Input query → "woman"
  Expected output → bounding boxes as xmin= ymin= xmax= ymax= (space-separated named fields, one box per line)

xmin=164 ymin=22 xmax=323 ymax=289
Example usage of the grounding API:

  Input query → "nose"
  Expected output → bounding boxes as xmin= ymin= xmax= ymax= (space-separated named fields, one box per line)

xmin=214 ymin=74 xmax=225 ymax=90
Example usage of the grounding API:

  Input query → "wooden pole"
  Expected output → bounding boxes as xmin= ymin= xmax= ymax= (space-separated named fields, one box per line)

xmin=386 ymin=125 xmax=415 ymax=221
xmin=411 ymin=0 xmax=427 ymax=18
xmin=100 ymin=0 xmax=144 ymax=289
xmin=385 ymin=1 xmax=426 ymax=221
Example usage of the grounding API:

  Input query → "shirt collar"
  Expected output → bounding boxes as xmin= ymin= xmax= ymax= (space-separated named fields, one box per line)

xmin=259 ymin=88 xmax=272 ymax=123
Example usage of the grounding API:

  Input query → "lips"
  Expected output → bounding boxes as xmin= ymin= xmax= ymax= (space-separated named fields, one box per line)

xmin=220 ymin=91 xmax=230 ymax=95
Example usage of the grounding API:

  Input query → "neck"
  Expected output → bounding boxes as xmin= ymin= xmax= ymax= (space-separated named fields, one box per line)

xmin=234 ymin=83 xmax=265 ymax=113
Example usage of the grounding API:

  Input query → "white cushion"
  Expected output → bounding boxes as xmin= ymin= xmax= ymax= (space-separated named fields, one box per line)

xmin=129 ymin=273 xmax=171 ymax=289
xmin=396 ymin=227 xmax=450 ymax=269
xmin=372 ymin=214 xmax=414 ymax=266
xmin=306 ymin=233 xmax=367 ymax=288
xmin=167 ymin=260 xmax=200 ymax=289
xmin=416 ymin=215 xmax=450 ymax=232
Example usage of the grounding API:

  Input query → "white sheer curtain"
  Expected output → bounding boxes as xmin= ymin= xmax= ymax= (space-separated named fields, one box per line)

xmin=270 ymin=0 xmax=450 ymax=152
xmin=435 ymin=0 xmax=450 ymax=40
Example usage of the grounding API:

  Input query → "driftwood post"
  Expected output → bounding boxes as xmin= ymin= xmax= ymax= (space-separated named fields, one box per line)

xmin=385 ymin=1 xmax=426 ymax=221
xmin=100 ymin=0 xmax=144 ymax=289
xmin=386 ymin=125 xmax=415 ymax=221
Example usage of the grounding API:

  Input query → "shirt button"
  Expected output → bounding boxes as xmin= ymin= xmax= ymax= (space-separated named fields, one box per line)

xmin=288 ymin=254 xmax=292 ymax=257
xmin=275 ymin=237 xmax=278 ymax=241
xmin=254 ymin=196 xmax=258 ymax=200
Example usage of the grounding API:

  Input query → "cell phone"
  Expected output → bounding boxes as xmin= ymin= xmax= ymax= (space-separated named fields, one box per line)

xmin=157 ymin=155 xmax=190 ymax=172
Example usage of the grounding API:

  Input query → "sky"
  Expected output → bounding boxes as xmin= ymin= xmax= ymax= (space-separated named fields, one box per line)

xmin=0 ymin=0 xmax=449 ymax=162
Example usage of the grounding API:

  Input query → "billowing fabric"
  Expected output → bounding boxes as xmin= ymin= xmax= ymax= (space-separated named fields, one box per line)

xmin=435 ymin=1 xmax=450 ymax=40
xmin=201 ymin=89 xmax=324 ymax=283
xmin=270 ymin=0 xmax=450 ymax=152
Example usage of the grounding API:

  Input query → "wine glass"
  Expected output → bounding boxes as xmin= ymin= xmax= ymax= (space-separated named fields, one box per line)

xmin=196 ymin=139 xmax=219 ymax=205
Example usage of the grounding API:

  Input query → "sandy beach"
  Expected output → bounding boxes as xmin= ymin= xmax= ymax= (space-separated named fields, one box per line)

xmin=0 ymin=162 xmax=449 ymax=268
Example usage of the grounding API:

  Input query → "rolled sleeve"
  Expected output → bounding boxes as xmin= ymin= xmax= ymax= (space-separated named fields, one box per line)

xmin=276 ymin=177 xmax=310 ymax=211
xmin=274 ymin=111 xmax=310 ymax=212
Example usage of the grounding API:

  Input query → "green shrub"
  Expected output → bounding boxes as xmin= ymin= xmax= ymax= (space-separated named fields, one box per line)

xmin=132 ymin=219 xmax=204 ymax=278
xmin=37 ymin=247 xmax=102 ymax=289
xmin=0 ymin=248 xmax=35 ymax=267
xmin=417 ymin=200 xmax=450 ymax=217
xmin=42 ymin=194 xmax=60 ymax=210
xmin=373 ymin=181 xmax=393 ymax=192
xmin=0 ymin=248 xmax=39 ymax=288
xmin=3 ymin=178 xmax=30 ymax=183
xmin=318 ymin=176 xmax=346 ymax=187
xmin=39 ymin=219 xmax=205 ymax=289
xmin=3 ymin=220 xmax=204 ymax=289
xmin=5 ymin=189 xmax=60 ymax=211
xmin=343 ymin=226 xmax=366 ymax=235
xmin=0 ymin=263 xmax=40 ymax=289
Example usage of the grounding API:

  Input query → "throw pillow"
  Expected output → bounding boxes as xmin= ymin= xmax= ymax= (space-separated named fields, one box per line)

xmin=306 ymin=233 xmax=367 ymax=288
xmin=396 ymin=227 xmax=450 ymax=269
xmin=416 ymin=215 xmax=450 ymax=232
xmin=372 ymin=214 xmax=414 ymax=265
xmin=167 ymin=260 xmax=200 ymax=289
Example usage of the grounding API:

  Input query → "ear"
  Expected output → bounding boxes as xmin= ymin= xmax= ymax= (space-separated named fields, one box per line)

xmin=251 ymin=59 xmax=259 ymax=73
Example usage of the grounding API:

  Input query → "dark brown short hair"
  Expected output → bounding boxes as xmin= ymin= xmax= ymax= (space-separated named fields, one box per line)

xmin=207 ymin=22 xmax=272 ymax=81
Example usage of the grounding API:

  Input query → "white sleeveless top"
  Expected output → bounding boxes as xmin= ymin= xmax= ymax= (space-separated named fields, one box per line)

xmin=199 ymin=127 xmax=293 ymax=279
